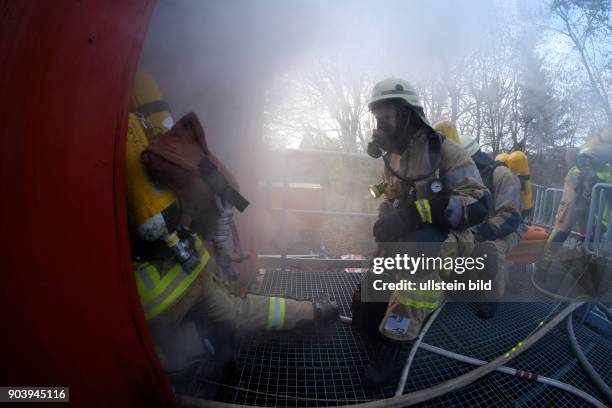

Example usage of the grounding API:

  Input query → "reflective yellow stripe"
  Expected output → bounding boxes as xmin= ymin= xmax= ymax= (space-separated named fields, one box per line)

xmin=423 ymin=199 xmax=432 ymax=223
xmin=398 ymin=298 xmax=440 ymax=310
xmin=194 ymin=236 xmax=203 ymax=251
xmin=279 ymin=298 xmax=286 ymax=329
xmin=136 ymin=262 xmax=181 ymax=305
xmin=267 ymin=297 xmax=275 ymax=329
xmin=415 ymin=199 xmax=432 ymax=223
xmin=135 ymin=264 xmax=162 ymax=303
xmin=139 ymin=250 xmax=210 ymax=320
xmin=136 ymin=237 xmax=206 ymax=305
xmin=266 ymin=297 xmax=286 ymax=330
xmin=415 ymin=200 xmax=426 ymax=222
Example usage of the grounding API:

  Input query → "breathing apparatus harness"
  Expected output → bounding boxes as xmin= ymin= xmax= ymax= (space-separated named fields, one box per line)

xmin=130 ymin=110 xmax=250 ymax=283
xmin=367 ymin=106 xmax=446 ymax=205
xmin=198 ymin=157 xmax=250 ymax=282
xmin=472 ymin=151 xmax=505 ymax=203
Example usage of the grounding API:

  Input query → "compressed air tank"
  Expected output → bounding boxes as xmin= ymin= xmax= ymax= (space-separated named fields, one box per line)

xmin=125 ymin=112 xmax=177 ymax=241
xmin=508 ymin=151 xmax=533 ymax=215
xmin=132 ymin=70 xmax=175 ymax=138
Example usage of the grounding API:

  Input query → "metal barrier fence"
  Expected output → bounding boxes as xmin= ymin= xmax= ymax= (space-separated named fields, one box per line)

xmin=584 ymin=183 xmax=612 ymax=256
xmin=530 ymin=184 xmax=563 ymax=228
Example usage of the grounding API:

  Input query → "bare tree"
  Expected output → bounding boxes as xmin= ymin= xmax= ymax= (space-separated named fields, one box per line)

xmin=264 ymin=55 xmax=374 ymax=153
xmin=549 ymin=0 xmax=612 ymax=124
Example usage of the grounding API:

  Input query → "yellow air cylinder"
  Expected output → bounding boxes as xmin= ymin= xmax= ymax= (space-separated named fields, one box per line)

xmin=495 ymin=153 xmax=510 ymax=165
xmin=132 ymin=70 xmax=175 ymax=139
xmin=433 ymin=119 xmax=460 ymax=144
xmin=125 ymin=113 xmax=177 ymax=240
xmin=508 ymin=151 xmax=533 ymax=212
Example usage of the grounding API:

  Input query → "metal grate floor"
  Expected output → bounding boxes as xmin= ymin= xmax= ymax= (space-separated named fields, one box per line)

xmin=184 ymin=270 xmax=612 ymax=407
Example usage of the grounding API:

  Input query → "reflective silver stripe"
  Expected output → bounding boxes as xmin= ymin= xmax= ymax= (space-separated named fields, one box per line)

xmin=270 ymin=297 xmax=282 ymax=329
xmin=496 ymin=191 xmax=521 ymax=208
xmin=463 ymin=139 xmax=479 ymax=154
xmin=379 ymin=89 xmax=416 ymax=96
xmin=136 ymin=266 xmax=156 ymax=291
xmin=445 ymin=195 xmax=463 ymax=228
xmin=415 ymin=200 xmax=426 ymax=222
xmin=445 ymin=165 xmax=483 ymax=188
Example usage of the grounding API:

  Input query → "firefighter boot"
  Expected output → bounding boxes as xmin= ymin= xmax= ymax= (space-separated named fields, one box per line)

xmin=475 ymin=302 xmax=498 ymax=319
xmin=363 ymin=335 xmax=402 ymax=391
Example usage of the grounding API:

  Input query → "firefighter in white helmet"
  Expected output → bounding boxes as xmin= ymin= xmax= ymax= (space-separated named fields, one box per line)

xmin=355 ymin=79 xmax=490 ymax=389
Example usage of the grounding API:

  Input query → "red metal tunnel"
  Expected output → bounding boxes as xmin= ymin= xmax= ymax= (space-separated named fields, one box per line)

xmin=0 ymin=1 xmax=194 ymax=406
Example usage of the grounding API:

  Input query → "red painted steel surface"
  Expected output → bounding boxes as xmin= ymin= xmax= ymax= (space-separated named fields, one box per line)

xmin=0 ymin=1 xmax=177 ymax=406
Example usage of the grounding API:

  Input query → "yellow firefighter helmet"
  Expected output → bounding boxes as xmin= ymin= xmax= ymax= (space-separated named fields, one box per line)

xmin=508 ymin=151 xmax=529 ymax=175
xmin=495 ymin=153 xmax=510 ymax=165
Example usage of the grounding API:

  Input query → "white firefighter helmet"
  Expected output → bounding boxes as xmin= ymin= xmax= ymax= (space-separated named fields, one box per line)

xmin=368 ymin=78 xmax=429 ymax=125
xmin=460 ymin=133 xmax=481 ymax=156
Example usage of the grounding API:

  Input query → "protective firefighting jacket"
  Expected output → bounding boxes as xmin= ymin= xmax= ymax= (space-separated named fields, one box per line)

xmin=134 ymin=235 xmax=210 ymax=320
xmin=555 ymin=165 xmax=612 ymax=236
xmin=377 ymin=127 xmax=490 ymax=341
xmin=471 ymin=152 xmax=523 ymax=240
xmin=382 ymin=127 xmax=490 ymax=230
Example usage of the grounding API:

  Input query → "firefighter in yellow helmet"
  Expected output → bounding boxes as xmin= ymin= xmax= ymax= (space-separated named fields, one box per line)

xmin=434 ymin=121 xmax=523 ymax=318
xmin=127 ymin=75 xmax=339 ymax=373
xmin=357 ymin=80 xmax=490 ymax=389
xmin=495 ymin=153 xmax=510 ymax=166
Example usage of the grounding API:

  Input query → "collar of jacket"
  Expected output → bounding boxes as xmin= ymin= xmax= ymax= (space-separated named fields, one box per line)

xmin=396 ymin=126 xmax=431 ymax=158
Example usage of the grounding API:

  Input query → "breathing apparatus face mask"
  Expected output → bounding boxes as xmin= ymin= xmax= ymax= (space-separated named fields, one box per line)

xmin=367 ymin=103 xmax=411 ymax=157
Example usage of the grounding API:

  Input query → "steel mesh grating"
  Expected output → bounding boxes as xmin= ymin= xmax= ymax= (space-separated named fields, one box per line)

xmin=184 ymin=270 xmax=611 ymax=407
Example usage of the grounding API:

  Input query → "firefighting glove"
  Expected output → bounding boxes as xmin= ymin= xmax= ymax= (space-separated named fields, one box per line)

xmin=474 ymin=222 xmax=497 ymax=242
xmin=313 ymin=294 xmax=340 ymax=322
xmin=373 ymin=206 xmax=421 ymax=243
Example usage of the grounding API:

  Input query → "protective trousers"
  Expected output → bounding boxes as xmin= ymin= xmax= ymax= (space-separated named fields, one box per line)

xmin=377 ymin=229 xmax=474 ymax=342
xmin=480 ymin=232 xmax=520 ymax=300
